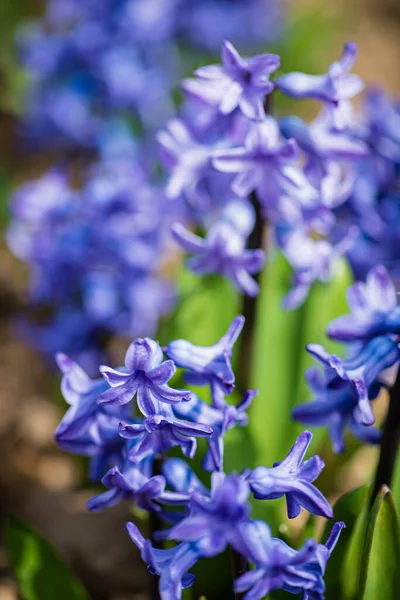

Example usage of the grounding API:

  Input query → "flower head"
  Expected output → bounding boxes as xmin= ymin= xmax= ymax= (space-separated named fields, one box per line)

xmin=174 ymin=389 xmax=257 ymax=471
xmin=119 ymin=412 xmax=212 ymax=463
xmin=99 ymin=337 xmax=192 ymax=410
xmin=234 ymin=521 xmax=344 ymax=600
xmin=166 ymin=473 xmax=253 ymax=558
xmin=276 ymin=42 xmax=364 ymax=128
xmin=293 ymin=365 xmax=382 ymax=453
xmin=55 ymin=353 xmax=129 ymax=480
xmin=327 ymin=265 xmax=400 ymax=342
xmin=126 ymin=522 xmax=198 ymax=600
xmin=192 ymin=41 xmax=280 ymax=121
xmin=279 ymin=227 xmax=357 ymax=311
xmin=306 ymin=339 xmax=400 ymax=426
xmin=213 ymin=118 xmax=317 ymax=214
xmin=245 ymin=431 xmax=333 ymax=519
xmin=171 ymin=214 xmax=265 ymax=297
xmin=87 ymin=461 xmax=166 ymax=512
xmin=166 ymin=315 xmax=244 ymax=401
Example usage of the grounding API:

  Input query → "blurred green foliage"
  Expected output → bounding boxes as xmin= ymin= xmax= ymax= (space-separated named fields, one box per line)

xmin=5 ymin=515 xmax=90 ymax=600
xmin=0 ymin=2 xmax=39 ymax=113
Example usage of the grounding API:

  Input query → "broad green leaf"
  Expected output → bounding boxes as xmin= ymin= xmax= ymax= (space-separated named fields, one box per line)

xmin=341 ymin=493 xmax=370 ymax=600
xmin=159 ymin=270 xmax=239 ymax=347
xmin=249 ymin=251 xmax=304 ymax=467
xmin=248 ymin=251 xmax=305 ymax=528
xmin=325 ymin=485 xmax=369 ymax=600
xmin=360 ymin=486 xmax=400 ymax=600
xmin=5 ymin=515 xmax=90 ymax=600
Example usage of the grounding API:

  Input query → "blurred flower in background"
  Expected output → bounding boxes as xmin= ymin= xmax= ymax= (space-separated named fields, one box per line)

xmin=7 ymin=126 xmax=176 ymax=371
xmin=5 ymin=0 xmax=288 ymax=370
xmin=17 ymin=0 xmax=286 ymax=152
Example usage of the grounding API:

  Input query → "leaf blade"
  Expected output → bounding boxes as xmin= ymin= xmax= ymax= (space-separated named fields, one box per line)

xmin=5 ymin=515 xmax=90 ymax=600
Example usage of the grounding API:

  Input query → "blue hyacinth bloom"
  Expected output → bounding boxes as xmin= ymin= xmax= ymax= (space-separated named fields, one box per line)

xmin=327 ymin=265 xmax=400 ymax=341
xmin=245 ymin=431 xmax=333 ymax=519
xmin=99 ymin=337 xmax=192 ymax=410
xmin=166 ymin=315 xmax=244 ymax=402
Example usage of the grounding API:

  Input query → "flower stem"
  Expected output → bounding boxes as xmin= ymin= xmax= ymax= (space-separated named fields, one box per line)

xmin=370 ymin=368 xmax=400 ymax=505
xmin=230 ymin=548 xmax=248 ymax=600
xmin=238 ymin=192 xmax=265 ymax=389
xmin=149 ymin=457 xmax=163 ymax=600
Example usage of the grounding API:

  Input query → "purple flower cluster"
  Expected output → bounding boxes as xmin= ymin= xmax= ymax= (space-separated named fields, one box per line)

xmin=18 ymin=0 xmax=285 ymax=151
xmin=294 ymin=265 xmax=400 ymax=452
xmin=7 ymin=132 xmax=175 ymax=371
xmin=161 ymin=41 xmax=370 ymax=309
xmin=55 ymin=316 xmax=342 ymax=599
xmin=343 ymin=88 xmax=400 ymax=281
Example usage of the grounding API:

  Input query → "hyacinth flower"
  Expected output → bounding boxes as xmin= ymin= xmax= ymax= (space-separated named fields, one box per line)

xmin=171 ymin=217 xmax=265 ymax=297
xmin=166 ymin=315 xmax=244 ymax=404
xmin=55 ymin=353 xmax=130 ymax=480
xmin=234 ymin=520 xmax=345 ymax=600
xmin=174 ymin=389 xmax=257 ymax=470
xmin=87 ymin=462 xmax=167 ymax=513
xmin=6 ymin=139 xmax=176 ymax=368
xmin=327 ymin=265 xmax=400 ymax=342
xmin=279 ymin=111 xmax=368 ymax=167
xmin=164 ymin=474 xmax=254 ymax=556
xmin=279 ymin=226 xmax=358 ymax=311
xmin=19 ymin=0 xmax=286 ymax=151
xmin=157 ymin=118 xmax=215 ymax=202
xmin=162 ymin=458 xmax=210 ymax=498
xmin=118 ymin=412 xmax=212 ymax=463
xmin=191 ymin=40 xmax=280 ymax=121
xmin=305 ymin=338 xmax=400 ymax=427
xmin=293 ymin=365 xmax=382 ymax=453
xmin=183 ymin=0 xmax=285 ymax=53
xmin=245 ymin=431 xmax=333 ymax=519
xmin=279 ymin=109 xmax=368 ymax=186
xmin=276 ymin=42 xmax=364 ymax=129
xmin=54 ymin=318 xmax=339 ymax=599
xmin=213 ymin=117 xmax=318 ymax=215
xmin=126 ymin=522 xmax=198 ymax=600
xmin=99 ymin=337 xmax=192 ymax=410
xmin=55 ymin=352 xmax=109 ymax=440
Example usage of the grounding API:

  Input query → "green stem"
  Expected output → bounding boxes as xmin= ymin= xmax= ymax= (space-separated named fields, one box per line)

xmin=370 ymin=368 xmax=400 ymax=505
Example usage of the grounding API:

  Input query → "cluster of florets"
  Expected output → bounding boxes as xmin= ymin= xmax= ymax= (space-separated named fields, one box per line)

xmin=7 ymin=129 xmax=175 ymax=372
xmin=342 ymin=88 xmax=400 ymax=281
xmin=12 ymin=35 xmax=397 ymax=366
xmin=294 ymin=265 xmax=400 ymax=452
xmin=154 ymin=38 xmax=400 ymax=311
xmin=158 ymin=39 xmax=368 ymax=309
xmin=18 ymin=0 xmax=284 ymax=151
xmin=55 ymin=315 xmax=343 ymax=600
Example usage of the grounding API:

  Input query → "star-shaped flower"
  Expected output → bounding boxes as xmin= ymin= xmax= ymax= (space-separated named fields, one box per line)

xmin=245 ymin=431 xmax=333 ymax=519
xmin=191 ymin=40 xmax=280 ymax=121
xmin=99 ymin=337 xmax=192 ymax=411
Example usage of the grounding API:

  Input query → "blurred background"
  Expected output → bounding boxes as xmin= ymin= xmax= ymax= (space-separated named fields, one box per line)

xmin=0 ymin=1 xmax=400 ymax=599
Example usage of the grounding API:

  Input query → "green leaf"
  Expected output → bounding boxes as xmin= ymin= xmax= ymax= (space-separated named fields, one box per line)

xmin=5 ymin=515 xmax=90 ymax=600
xmin=341 ymin=493 xmax=370 ymax=600
xmin=248 ymin=251 xmax=305 ymax=528
xmin=359 ymin=486 xmax=400 ymax=600
xmin=159 ymin=270 xmax=239 ymax=347
xmin=325 ymin=485 xmax=369 ymax=600
xmin=249 ymin=251 xmax=304 ymax=467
